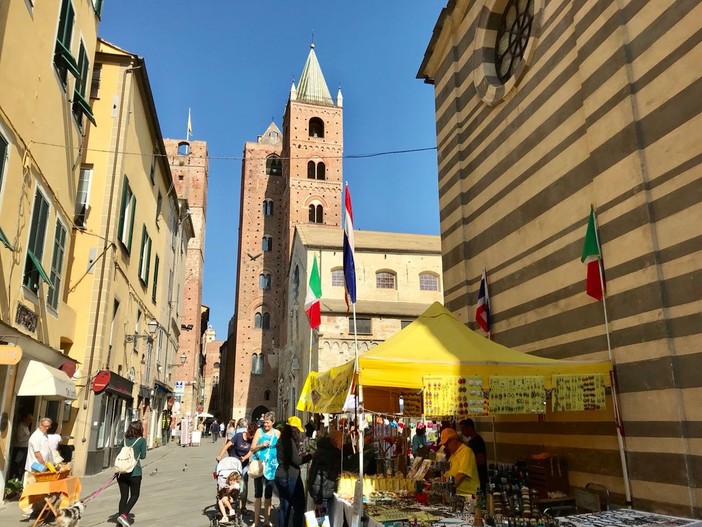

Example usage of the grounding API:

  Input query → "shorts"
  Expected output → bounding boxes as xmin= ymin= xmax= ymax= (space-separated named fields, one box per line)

xmin=254 ymin=476 xmax=274 ymax=499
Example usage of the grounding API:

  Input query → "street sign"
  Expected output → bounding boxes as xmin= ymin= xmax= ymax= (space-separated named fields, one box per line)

xmin=174 ymin=380 xmax=185 ymax=395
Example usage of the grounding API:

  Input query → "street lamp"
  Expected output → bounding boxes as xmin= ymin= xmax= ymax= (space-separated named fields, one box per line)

xmin=167 ymin=353 xmax=188 ymax=370
xmin=125 ymin=318 xmax=159 ymax=343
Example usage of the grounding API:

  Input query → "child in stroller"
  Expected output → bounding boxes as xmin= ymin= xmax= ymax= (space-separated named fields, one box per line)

xmin=214 ymin=456 xmax=243 ymax=526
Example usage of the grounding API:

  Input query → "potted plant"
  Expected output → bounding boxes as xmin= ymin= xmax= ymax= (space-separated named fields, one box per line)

xmin=4 ymin=478 xmax=23 ymax=500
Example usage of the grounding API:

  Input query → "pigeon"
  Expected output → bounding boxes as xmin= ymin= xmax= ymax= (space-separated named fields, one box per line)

xmin=183 ymin=464 xmax=188 ymax=472
xmin=149 ymin=468 xmax=158 ymax=476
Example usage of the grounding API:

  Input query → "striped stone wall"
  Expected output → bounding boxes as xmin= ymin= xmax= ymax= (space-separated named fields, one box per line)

xmin=419 ymin=0 xmax=702 ymax=517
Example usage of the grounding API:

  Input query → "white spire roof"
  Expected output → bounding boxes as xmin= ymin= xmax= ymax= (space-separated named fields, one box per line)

xmin=296 ymin=44 xmax=334 ymax=106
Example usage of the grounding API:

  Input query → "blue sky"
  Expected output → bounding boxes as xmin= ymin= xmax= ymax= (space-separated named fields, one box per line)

xmin=99 ymin=1 xmax=444 ymax=339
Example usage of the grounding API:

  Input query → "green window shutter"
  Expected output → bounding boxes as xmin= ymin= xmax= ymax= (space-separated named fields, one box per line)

xmin=0 ymin=133 xmax=7 ymax=190
xmin=152 ymin=255 xmax=159 ymax=302
xmin=139 ymin=225 xmax=146 ymax=282
xmin=94 ymin=0 xmax=104 ymax=18
xmin=118 ymin=178 xmax=128 ymax=244
xmin=0 ymin=226 xmax=13 ymax=250
xmin=127 ymin=195 xmax=136 ymax=252
xmin=73 ymin=90 xmax=97 ymax=126
xmin=145 ymin=237 xmax=151 ymax=285
xmin=28 ymin=250 xmax=51 ymax=283
xmin=54 ymin=40 xmax=80 ymax=78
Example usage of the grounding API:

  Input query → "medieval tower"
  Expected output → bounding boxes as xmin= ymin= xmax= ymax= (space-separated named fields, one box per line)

xmin=231 ymin=45 xmax=343 ymax=420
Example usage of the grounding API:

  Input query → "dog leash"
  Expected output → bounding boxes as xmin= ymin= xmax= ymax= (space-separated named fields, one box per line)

xmin=83 ymin=473 xmax=117 ymax=504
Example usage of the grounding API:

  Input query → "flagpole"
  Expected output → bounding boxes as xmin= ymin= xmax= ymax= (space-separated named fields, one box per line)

xmin=307 ymin=328 xmax=314 ymax=421
xmin=592 ymin=208 xmax=632 ymax=507
xmin=352 ymin=301 xmax=364 ymax=527
xmin=186 ymin=107 xmax=191 ymax=141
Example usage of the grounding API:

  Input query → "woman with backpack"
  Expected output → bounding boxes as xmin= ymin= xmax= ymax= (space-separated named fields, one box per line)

xmin=307 ymin=431 xmax=342 ymax=526
xmin=116 ymin=421 xmax=146 ymax=527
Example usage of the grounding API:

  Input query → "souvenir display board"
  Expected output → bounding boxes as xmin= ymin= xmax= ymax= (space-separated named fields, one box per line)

xmin=489 ymin=376 xmax=546 ymax=414
xmin=557 ymin=509 xmax=702 ymax=527
xmin=552 ymin=374 xmax=606 ymax=412
xmin=423 ymin=375 xmax=486 ymax=418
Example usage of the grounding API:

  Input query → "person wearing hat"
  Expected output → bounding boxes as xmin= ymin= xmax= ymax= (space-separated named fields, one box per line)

xmin=275 ymin=416 xmax=312 ymax=527
xmin=438 ymin=428 xmax=480 ymax=496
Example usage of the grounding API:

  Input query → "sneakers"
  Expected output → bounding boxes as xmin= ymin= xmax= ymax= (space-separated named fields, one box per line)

xmin=118 ymin=514 xmax=131 ymax=527
xmin=220 ymin=516 xmax=230 ymax=524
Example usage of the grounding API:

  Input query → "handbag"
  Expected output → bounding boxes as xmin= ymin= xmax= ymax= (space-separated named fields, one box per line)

xmin=249 ymin=458 xmax=265 ymax=478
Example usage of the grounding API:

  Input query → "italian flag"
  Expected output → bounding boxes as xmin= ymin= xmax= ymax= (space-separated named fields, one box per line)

xmin=305 ymin=255 xmax=322 ymax=329
xmin=581 ymin=208 xmax=605 ymax=300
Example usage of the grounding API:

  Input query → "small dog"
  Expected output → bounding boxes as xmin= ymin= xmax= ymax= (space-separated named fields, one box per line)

xmin=55 ymin=500 xmax=85 ymax=527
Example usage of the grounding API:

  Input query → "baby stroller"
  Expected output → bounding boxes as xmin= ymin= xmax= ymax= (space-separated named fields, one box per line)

xmin=211 ymin=456 xmax=243 ymax=527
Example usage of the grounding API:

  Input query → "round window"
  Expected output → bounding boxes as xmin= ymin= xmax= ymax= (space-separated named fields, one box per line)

xmin=495 ymin=0 xmax=534 ymax=83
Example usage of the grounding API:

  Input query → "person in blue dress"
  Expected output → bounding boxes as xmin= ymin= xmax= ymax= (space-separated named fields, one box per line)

xmin=250 ymin=412 xmax=279 ymax=527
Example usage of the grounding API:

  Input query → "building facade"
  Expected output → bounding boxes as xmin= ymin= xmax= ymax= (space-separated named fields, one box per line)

xmin=0 ymin=0 xmax=102 ymax=492
xmin=278 ymin=225 xmax=443 ymax=417
xmin=163 ymin=139 xmax=209 ymax=419
xmin=202 ymin=326 xmax=223 ymax=418
xmin=418 ymin=0 xmax=702 ymax=517
xmin=67 ymin=39 xmax=193 ymax=475
xmin=230 ymin=45 xmax=343 ymax=421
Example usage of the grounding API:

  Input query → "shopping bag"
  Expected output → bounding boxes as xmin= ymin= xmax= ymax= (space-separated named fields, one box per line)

xmin=305 ymin=510 xmax=331 ymax=527
xmin=248 ymin=459 xmax=265 ymax=478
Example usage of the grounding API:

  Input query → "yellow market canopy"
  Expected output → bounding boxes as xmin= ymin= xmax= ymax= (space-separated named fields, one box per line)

xmin=298 ymin=302 xmax=612 ymax=414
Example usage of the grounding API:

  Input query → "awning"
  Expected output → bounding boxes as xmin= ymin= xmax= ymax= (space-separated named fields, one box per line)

xmin=17 ymin=360 xmax=77 ymax=399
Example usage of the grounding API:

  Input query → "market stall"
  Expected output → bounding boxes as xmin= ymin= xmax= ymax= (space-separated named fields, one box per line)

xmin=298 ymin=302 xmax=613 ymax=415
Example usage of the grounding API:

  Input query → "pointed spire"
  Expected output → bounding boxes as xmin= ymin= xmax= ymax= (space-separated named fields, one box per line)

xmin=336 ymin=85 xmax=343 ymax=108
xmin=296 ymin=43 xmax=333 ymax=106
xmin=290 ymin=79 xmax=297 ymax=101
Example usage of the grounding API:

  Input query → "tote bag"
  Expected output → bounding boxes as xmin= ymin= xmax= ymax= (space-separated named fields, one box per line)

xmin=248 ymin=458 xmax=264 ymax=478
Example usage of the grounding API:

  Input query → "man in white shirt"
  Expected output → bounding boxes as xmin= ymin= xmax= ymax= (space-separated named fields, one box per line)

xmin=25 ymin=418 xmax=54 ymax=473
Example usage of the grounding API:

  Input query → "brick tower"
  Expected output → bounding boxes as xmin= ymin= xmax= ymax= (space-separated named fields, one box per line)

xmin=164 ymin=139 xmax=208 ymax=418
xmin=231 ymin=45 xmax=343 ymax=421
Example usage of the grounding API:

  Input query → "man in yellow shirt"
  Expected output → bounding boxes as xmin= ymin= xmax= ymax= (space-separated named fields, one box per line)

xmin=439 ymin=428 xmax=480 ymax=496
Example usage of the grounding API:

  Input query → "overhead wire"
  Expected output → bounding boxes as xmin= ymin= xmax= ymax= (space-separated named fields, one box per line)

xmin=29 ymin=140 xmax=437 ymax=163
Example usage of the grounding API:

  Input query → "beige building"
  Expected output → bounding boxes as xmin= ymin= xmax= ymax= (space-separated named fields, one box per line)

xmin=418 ymin=0 xmax=702 ymax=517
xmin=0 ymin=0 xmax=101 ymax=492
xmin=278 ymin=224 xmax=443 ymax=418
xmin=65 ymin=39 xmax=194 ymax=475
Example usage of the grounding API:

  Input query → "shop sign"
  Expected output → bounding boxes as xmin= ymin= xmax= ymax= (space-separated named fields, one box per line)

xmin=0 ymin=344 xmax=22 ymax=365
xmin=174 ymin=380 xmax=185 ymax=395
xmin=59 ymin=360 xmax=77 ymax=378
xmin=92 ymin=370 xmax=111 ymax=394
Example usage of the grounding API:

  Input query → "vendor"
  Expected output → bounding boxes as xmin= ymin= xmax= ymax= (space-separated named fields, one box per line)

xmin=411 ymin=422 xmax=428 ymax=456
xmin=438 ymin=428 xmax=480 ymax=496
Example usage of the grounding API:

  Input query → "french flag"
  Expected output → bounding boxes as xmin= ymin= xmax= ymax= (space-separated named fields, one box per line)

xmin=475 ymin=269 xmax=491 ymax=334
xmin=343 ymin=185 xmax=357 ymax=305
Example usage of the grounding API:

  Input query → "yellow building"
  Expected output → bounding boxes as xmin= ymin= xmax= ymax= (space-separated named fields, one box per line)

xmin=0 ymin=0 xmax=101 ymax=494
xmin=65 ymin=39 xmax=194 ymax=475
xmin=278 ymin=224 xmax=443 ymax=418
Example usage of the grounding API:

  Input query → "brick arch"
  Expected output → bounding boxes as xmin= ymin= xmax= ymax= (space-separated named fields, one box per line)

xmin=304 ymin=195 xmax=329 ymax=208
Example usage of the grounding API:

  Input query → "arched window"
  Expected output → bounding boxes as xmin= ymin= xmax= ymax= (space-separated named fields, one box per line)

xmin=307 ymin=160 xmax=326 ymax=180
xmin=308 ymin=204 xmax=323 ymax=223
xmin=309 ymin=117 xmax=324 ymax=138
xmin=177 ymin=141 xmax=190 ymax=156
xmin=259 ymin=273 xmax=271 ymax=290
xmin=251 ymin=353 xmax=258 ymax=371
xmin=262 ymin=235 xmax=272 ymax=252
xmin=262 ymin=199 xmax=273 ymax=216
xmin=376 ymin=271 xmax=396 ymax=289
xmin=264 ymin=389 xmax=271 ymax=401
xmin=292 ymin=265 xmax=300 ymax=300
xmin=266 ymin=155 xmax=282 ymax=176
xmin=419 ymin=272 xmax=439 ymax=291
xmin=254 ymin=311 xmax=270 ymax=330
xmin=331 ymin=268 xmax=344 ymax=287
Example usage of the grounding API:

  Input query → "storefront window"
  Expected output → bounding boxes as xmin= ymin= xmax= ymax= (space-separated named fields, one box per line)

xmin=96 ymin=395 xmax=108 ymax=448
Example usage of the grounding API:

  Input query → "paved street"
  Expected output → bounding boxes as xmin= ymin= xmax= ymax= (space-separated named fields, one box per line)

xmin=1 ymin=439 xmax=277 ymax=527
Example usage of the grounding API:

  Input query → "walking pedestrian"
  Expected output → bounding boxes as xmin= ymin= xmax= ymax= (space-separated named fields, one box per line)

xmin=220 ymin=421 xmax=225 ymax=439
xmin=217 ymin=419 xmax=258 ymax=514
xmin=211 ymin=419 xmax=219 ymax=442
xmin=307 ymin=431 xmax=342 ymax=526
xmin=275 ymin=417 xmax=311 ymax=527
xmin=250 ymin=411 xmax=279 ymax=527
xmin=116 ymin=420 xmax=147 ymax=527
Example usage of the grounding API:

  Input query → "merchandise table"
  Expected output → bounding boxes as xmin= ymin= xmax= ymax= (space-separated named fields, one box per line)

xmin=333 ymin=495 xmax=471 ymax=527
xmin=557 ymin=509 xmax=702 ymax=527
xmin=19 ymin=475 xmax=82 ymax=525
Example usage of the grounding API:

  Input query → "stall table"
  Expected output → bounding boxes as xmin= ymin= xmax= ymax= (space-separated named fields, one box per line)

xmin=557 ymin=509 xmax=702 ymax=527
xmin=19 ymin=476 xmax=82 ymax=526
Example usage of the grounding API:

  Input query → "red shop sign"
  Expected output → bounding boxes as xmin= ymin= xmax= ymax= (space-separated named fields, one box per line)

xmin=92 ymin=370 xmax=111 ymax=394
